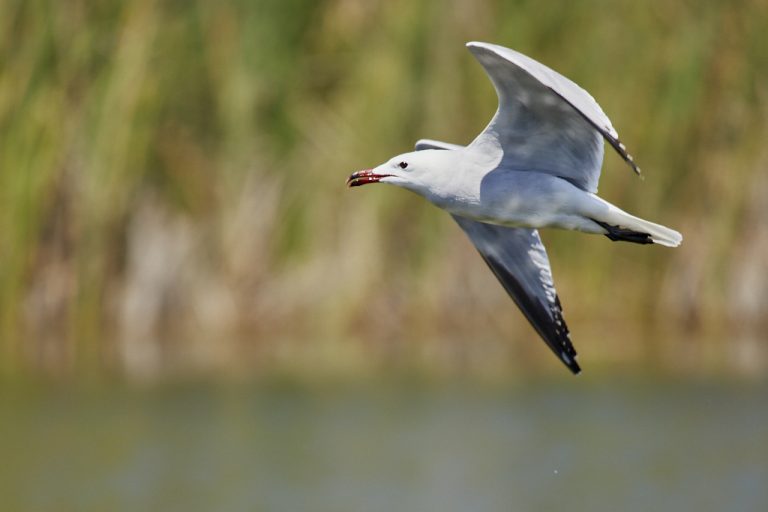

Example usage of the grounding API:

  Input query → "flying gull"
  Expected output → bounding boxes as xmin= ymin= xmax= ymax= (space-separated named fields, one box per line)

xmin=347 ymin=42 xmax=682 ymax=374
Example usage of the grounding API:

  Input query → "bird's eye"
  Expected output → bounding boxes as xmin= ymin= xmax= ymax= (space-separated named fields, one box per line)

xmin=398 ymin=161 xmax=408 ymax=169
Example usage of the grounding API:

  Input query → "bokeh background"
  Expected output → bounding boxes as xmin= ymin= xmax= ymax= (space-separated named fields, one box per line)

xmin=2 ymin=0 xmax=768 ymax=379
xmin=1 ymin=1 xmax=767 ymax=510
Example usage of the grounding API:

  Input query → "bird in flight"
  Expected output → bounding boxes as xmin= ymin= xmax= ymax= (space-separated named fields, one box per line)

xmin=347 ymin=42 xmax=681 ymax=374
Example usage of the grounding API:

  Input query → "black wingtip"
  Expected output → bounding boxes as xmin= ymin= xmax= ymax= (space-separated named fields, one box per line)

xmin=565 ymin=357 xmax=582 ymax=375
xmin=478 ymin=252 xmax=581 ymax=375
xmin=607 ymin=137 xmax=642 ymax=177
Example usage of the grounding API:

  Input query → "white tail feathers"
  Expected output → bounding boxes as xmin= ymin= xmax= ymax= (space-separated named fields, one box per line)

xmin=638 ymin=220 xmax=682 ymax=247
xmin=609 ymin=209 xmax=682 ymax=247
xmin=594 ymin=200 xmax=682 ymax=247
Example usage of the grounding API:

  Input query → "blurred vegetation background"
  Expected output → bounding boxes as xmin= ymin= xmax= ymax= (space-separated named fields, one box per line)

xmin=1 ymin=0 xmax=767 ymax=381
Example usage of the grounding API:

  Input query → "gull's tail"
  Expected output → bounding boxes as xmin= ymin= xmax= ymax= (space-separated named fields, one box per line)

xmin=592 ymin=204 xmax=682 ymax=248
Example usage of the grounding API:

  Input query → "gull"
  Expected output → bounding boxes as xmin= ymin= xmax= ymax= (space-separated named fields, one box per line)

xmin=347 ymin=42 xmax=682 ymax=374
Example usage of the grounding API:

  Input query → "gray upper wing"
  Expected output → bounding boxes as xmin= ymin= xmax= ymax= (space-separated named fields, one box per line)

xmin=414 ymin=139 xmax=464 ymax=151
xmin=452 ymin=215 xmax=580 ymax=374
xmin=467 ymin=42 xmax=639 ymax=194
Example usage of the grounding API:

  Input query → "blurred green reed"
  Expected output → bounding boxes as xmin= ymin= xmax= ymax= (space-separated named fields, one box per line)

xmin=1 ymin=0 xmax=766 ymax=379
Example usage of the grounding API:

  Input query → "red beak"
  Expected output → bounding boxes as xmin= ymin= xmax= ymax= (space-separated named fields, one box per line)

xmin=346 ymin=169 xmax=393 ymax=187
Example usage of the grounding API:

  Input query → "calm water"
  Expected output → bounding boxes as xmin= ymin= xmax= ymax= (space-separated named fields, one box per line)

xmin=1 ymin=378 xmax=766 ymax=511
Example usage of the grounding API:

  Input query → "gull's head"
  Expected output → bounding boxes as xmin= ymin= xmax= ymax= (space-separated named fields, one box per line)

xmin=346 ymin=150 xmax=449 ymax=194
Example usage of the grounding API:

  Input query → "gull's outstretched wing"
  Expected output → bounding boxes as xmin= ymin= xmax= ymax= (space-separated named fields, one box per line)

xmin=467 ymin=42 xmax=639 ymax=194
xmin=414 ymin=139 xmax=464 ymax=151
xmin=452 ymin=215 xmax=580 ymax=374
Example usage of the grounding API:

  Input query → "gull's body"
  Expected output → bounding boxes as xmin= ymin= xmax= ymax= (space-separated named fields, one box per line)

xmin=348 ymin=42 xmax=682 ymax=373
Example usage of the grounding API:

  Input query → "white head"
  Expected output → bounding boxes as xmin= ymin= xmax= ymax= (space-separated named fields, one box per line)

xmin=347 ymin=150 xmax=453 ymax=196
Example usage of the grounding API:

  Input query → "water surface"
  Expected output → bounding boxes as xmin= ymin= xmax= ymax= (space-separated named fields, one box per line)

xmin=1 ymin=378 xmax=766 ymax=511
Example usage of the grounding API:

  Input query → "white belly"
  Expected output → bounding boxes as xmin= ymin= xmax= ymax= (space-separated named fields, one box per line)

xmin=433 ymin=170 xmax=604 ymax=233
